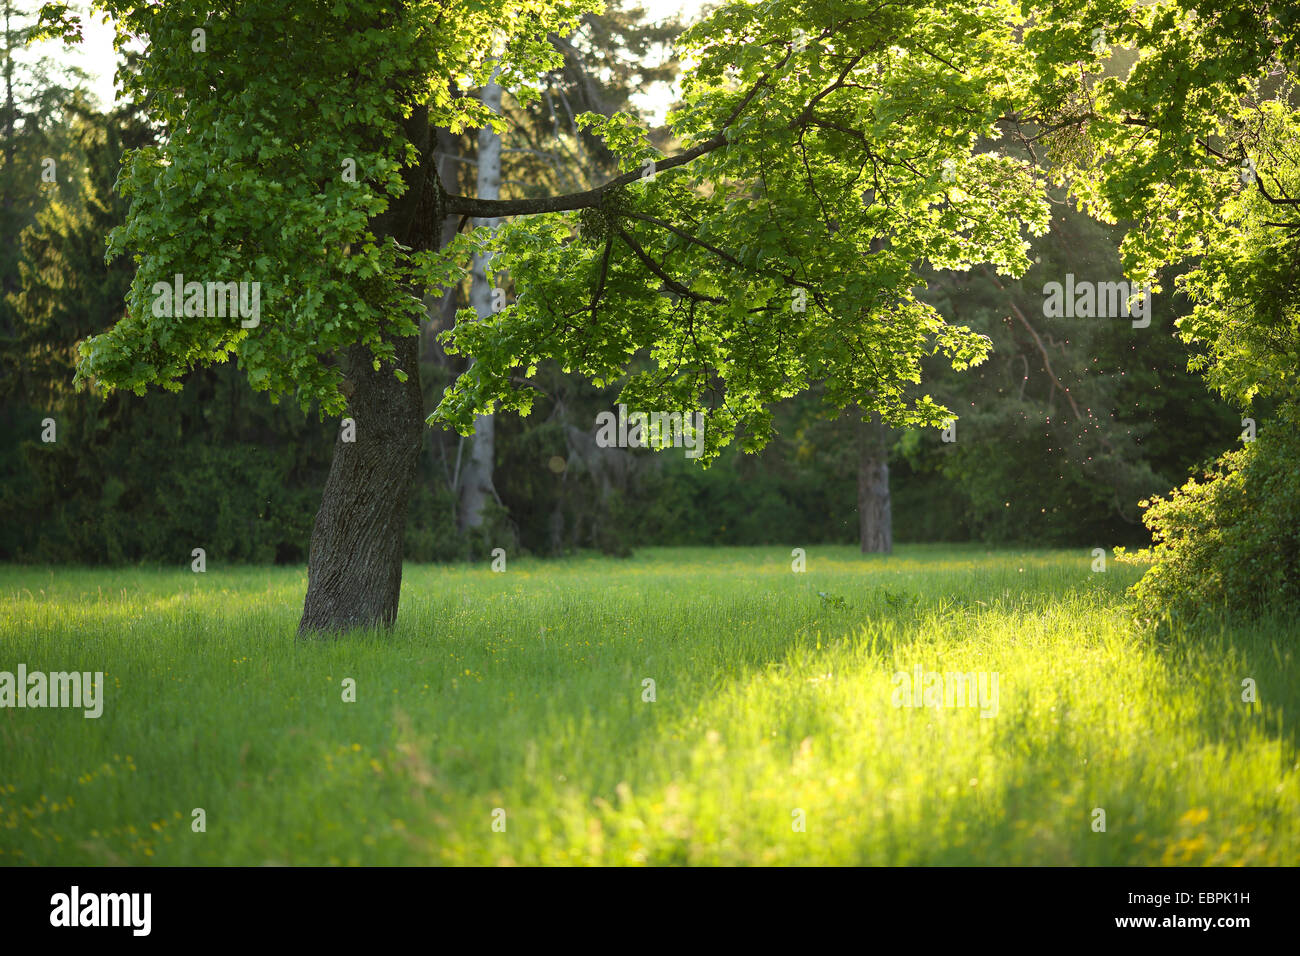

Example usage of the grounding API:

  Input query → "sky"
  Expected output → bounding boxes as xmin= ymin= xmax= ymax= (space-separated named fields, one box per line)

xmin=42 ymin=1 xmax=708 ymax=119
xmin=25 ymin=4 xmax=120 ymax=109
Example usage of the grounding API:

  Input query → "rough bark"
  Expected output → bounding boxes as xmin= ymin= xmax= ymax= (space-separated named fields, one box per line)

xmin=858 ymin=410 xmax=892 ymax=554
xmin=298 ymin=108 xmax=433 ymax=635
xmin=298 ymin=334 xmax=425 ymax=633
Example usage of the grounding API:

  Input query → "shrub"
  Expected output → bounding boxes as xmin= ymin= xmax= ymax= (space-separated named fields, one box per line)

xmin=1117 ymin=402 xmax=1300 ymax=624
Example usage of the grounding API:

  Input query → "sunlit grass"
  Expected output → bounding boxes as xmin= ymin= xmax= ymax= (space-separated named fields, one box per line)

xmin=1 ymin=545 xmax=1295 ymax=865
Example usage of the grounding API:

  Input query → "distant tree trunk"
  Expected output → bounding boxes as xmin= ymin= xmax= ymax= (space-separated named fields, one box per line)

xmin=424 ymin=123 xmax=462 ymax=495
xmin=298 ymin=108 xmax=433 ymax=635
xmin=457 ymin=77 xmax=502 ymax=532
xmin=424 ymin=123 xmax=463 ymax=361
xmin=858 ymin=409 xmax=892 ymax=553
xmin=2 ymin=2 xmax=18 ymax=313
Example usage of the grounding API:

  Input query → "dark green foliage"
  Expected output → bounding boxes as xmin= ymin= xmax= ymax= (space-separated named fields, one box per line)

xmin=5 ymin=0 xmax=1294 ymax=598
xmin=897 ymin=206 xmax=1239 ymax=547
xmin=0 ymin=85 xmax=337 ymax=564
xmin=1118 ymin=402 xmax=1300 ymax=624
xmin=0 ymin=363 xmax=335 ymax=564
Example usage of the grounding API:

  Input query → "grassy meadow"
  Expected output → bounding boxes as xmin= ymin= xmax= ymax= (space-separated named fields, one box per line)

xmin=1 ymin=545 xmax=1296 ymax=865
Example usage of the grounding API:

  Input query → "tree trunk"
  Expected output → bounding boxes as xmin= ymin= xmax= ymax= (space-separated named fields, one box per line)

xmin=298 ymin=108 xmax=433 ymax=635
xmin=457 ymin=77 xmax=502 ymax=532
xmin=858 ymin=410 xmax=892 ymax=553
xmin=298 ymin=335 xmax=425 ymax=633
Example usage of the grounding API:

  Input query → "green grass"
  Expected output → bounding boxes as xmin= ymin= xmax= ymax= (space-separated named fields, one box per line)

xmin=1 ymin=545 xmax=1296 ymax=865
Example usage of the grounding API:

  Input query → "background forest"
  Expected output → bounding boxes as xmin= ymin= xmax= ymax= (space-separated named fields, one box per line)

xmin=0 ymin=0 xmax=1246 ymax=566
xmin=3 ymin=0 xmax=1298 ymax=875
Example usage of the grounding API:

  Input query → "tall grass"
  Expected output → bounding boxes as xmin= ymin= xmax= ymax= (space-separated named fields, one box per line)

xmin=1 ymin=545 xmax=1295 ymax=864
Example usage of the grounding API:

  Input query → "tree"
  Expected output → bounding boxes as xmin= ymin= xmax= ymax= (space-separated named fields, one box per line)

xmin=1 ymin=0 xmax=86 ymax=339
xmin=1015 ymin=1 xmax=1300 ymax=617
xmin=855 ymin=410 xmax=890 ymax=553
xmin=2 ymin=80 xmax=339 ymax=565
xmin=904 ymin=209 xmax=1235 ymax=547
xmin=506 ymin=1 xmax=681 ymax=189
xmin=3 ymin=90 xmax=118 ymax=412
xmin=454 ymin=1 xmax=681 ymax=550
xmin=445 ymin=2 xmax=680 ymax=538
xmin=46 ymin=0 xmax=1051 ymax=633
xmin=853 ymin=233 xmax=892 ymax=554
xmin=456 ymin=76 xmax=503 ymax=533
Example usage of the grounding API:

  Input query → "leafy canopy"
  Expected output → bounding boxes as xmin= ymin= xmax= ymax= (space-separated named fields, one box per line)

xmin=1017 ymin=1 xmax=1300 ymax=621
xmin=1019 ymin=0 xmax=1300 ymax=409
xmin=47 ymin=0 xmax=1052 ymax=461
xmin=438 ymin=0 xmax=1051 ymax=456
xmin=44 ymin=0 xmax=594 ymax=410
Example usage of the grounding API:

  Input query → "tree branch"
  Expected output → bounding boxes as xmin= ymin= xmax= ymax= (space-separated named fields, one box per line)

xmin=444 ymin=49 xmax=796 ymax=219
xmin=614 ymin=224 xmax=725 ymax=304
